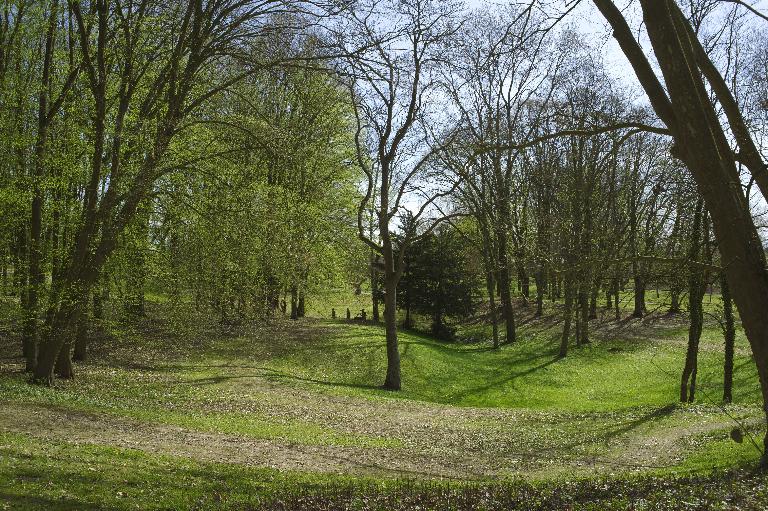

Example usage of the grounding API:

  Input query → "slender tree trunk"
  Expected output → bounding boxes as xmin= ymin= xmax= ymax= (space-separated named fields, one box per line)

xmin=290 ymin=286 xmax=298 ymax=320
xmin=17 ymin=226 xmax=34 ymax=369
xmin=669 ymin=284 xmax=681 ymax=314
xmin=1 ymin=250 xmax=7 ymax=295
xmin=519 ymin=265 xmax=530 ymax=303
xmin=297 ymin=289 xmax=305 ymax=318
xmin=498 ymin=264 xmax=516 ymax=344
xmin=370 ymin=250 xmax=379 ymax=322
xmin=681 ymin=200 xmax=705 ymax=403
xmin=722 ymin=272 xmax=735 ymax=404
xmin=578 ymin=282 xmax=590 ymax=345
xmin=632 ymin=273 xmax=645 ymax=318
xmin=535 ymin=265 xmax=546 ymax=317
xmin=486 ymin=271 xmax=500 ymax=349
xmin=560 ymin=273 xmax=574 ymax=357
xmin=589 ymin=276 xmax=599 ymax=320
xmin=73 ymin=304 xmax=88 ymax=362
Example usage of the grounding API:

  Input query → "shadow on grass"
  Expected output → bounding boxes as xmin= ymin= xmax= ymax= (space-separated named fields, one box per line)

xmin=180 ymin=367 xmax=380 ymax=392
xmin=0 ymin=493 xmax=103 ymax=511
xmin=444 ymin=355 xmax=561 ymax=403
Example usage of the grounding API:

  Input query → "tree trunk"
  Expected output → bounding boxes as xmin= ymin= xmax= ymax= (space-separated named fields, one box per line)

xmin=519 ymin=266 xmax=530 ymax=303
xmin=55 ymin=339 xmax=74 ymax=378
xmin=669 ymin=284 xmax=681 ymax=314
xmin=297 ymin=289 xmax=305 ymax=318
xmin=681 ymin=200 xmax=705 ymax=403
xmin=589 ymin=277 xmax=599 ymax=320
xmin=1 ymin=250 xmax=7 ymax=295
xmin=498 ymin=264 xmax=516 ymax=344
xmin=486 ymin=271 xmax=500 ymax=349
xmin=290 ymin=286 xmax=298 ymax=320
xmin=632 ymin=274 xmax=645 ymax=318
xmin=722 ymin=272 xmax=735 ymax=404
xmin=578 ymin=282 xmax=590 ymax=345
xmin=370 ymin=250 xmax=380 ymax=322
xmin=382 ymin=276 xmax=401 ymax=390
xmin=560 ymin=274 xmax=574 ymax=357
xmin=535 ymin=264 xmax=546 ymax=317
xmin=17 ymin=226 xmax=34 ymax=369
xmin=594 ymin=0 xmax=768 ymax=457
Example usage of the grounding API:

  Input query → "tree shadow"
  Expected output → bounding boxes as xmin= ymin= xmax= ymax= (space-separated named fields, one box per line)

xmin=0 ymin=493 xmax=104 ymax=511
xmin=445 ymin=355 xmax=561 ymax=402
xmin=180 ymin=367 xmax=380 ymax=392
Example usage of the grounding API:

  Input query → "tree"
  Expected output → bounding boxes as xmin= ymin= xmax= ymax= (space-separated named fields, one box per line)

xmin=334 ymin=0 xmax=464 ymax=390
xmin=397 ymin=225 xmax=477 ymax=340
xmin=592 ymin=0 xmax=768 ymax=461
xmin=31 ymin=0 xmax=310 ymax=383
xmin=440 ymin=6 xmax=556 ymax=347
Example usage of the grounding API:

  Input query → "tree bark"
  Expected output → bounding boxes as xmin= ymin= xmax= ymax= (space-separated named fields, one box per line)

xmin=382 ymin=275 xmax=401 ymax=390
xmin=370 ymin=250 xmax=380 ymax=322
xmin=560 ymin=273 xmax=574 ymax=357
xmin=592 ymin=1 xmax=768 ymax=456
xmin=297 ymin=289 xmax=305 ymax=318
xmin=681 ymin=200 xmax=705 ymax=403
xmin=722 ymin=272 xmax=735 ymax=404
xmin=535 ymin=265 xmax=546 ymax=318
xmin=486 ymin=271 xmax=500 ymax=349
xmin=290 ymin=286 xmax=298 ymax=320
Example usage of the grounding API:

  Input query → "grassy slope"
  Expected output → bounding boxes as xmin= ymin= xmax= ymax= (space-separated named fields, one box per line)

xmin=1 ymin=292 xmax=767 ymax=509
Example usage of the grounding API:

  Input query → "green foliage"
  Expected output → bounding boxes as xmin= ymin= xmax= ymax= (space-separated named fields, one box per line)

xmin=398 ymin=226 xmax=479 ymax=339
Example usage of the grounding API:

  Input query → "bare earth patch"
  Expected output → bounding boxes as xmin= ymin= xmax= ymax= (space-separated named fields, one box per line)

xmin=1 ymin=394 xmax=757 ymax=481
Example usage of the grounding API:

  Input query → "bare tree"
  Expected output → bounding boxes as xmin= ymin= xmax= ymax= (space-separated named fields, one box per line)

xmin=440 ymin=5 xmax=558 ymax=346
xmin=334 ymin=0 xmax=464 ymax=390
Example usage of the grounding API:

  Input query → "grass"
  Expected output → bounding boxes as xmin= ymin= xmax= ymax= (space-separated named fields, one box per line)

xmin=0 ymin=290 xmax=767 ymax=509
xmin=2 ymin=430 xmax=768 ymax=510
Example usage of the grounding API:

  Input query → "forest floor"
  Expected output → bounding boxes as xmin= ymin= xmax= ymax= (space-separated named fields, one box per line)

xmin=1 ymin=294 xmax=767 ymax=509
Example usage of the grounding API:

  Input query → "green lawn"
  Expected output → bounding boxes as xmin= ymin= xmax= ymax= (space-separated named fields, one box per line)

xmin=0 ymin=293 xmax=766 ymax=509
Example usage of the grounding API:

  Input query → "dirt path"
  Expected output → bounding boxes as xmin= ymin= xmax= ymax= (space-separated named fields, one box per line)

xmin=0 ymin=402 xmax=497 ymax=479
xmin=1 ymin=400 xmax=754 ymax=480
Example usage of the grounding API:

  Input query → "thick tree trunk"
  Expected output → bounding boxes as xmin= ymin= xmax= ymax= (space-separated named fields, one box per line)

xmin=34 ymin=292 xmax=82 ymax=384
xmin=382 ymin=276 xmax=400 ymax=390
xmin=595 ymin=0 xmax=768 ymax=457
